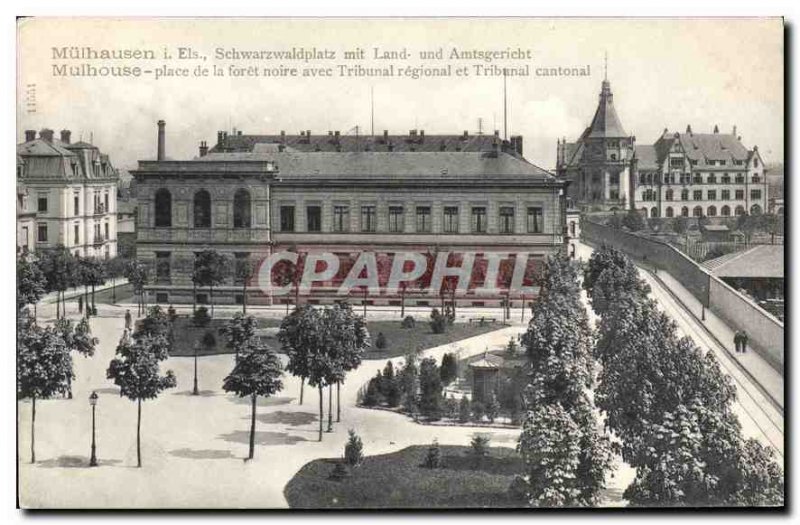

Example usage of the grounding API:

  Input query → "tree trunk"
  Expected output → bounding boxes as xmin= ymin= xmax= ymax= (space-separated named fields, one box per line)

xmin=242 ymin=280 xmax=247 ymax=314
xmin=67 ymin=372 xmax=73 ymax=399
xmin=30 ymin=396 xmax=36 ymax=463
xmin=285 ymin=297 xmax=290 ymax=315
xmin=136 ymin=398 xmax=142 ymax=468
xmin=337 ymin=381 xmax=341 ymax=422
xmin=92 ymin=283 xmax=96 ymax=312
xmin=193 ymin=281 xmax=196 ymax=314
xmin=327 ymin=384 xmax=333 ymax=432
xmin=112 ymin=276 xmax=116 ymax=304
xmin=210 ymin=285 xmax=214 ymax=317
xmin=299 ymin=376 xmax=304 ymax=404
xmin=401 ymin=286 xmax=405 ymax=318
xmin=84 ymin=284 xmax=89 ymax=317
xmin=318 ymin=385 xmax=324 ymax=442
xmin=248 ymin=393 xmax=256 ymax=460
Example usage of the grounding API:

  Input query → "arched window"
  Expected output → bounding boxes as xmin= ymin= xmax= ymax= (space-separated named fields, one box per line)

xmin=721 ymin=205 xmax=731 ymax=217
xmin=193 ymin=190 xmax=211 ymax=228
xmin=640 ymin=207 xmax=648 ymax=218
xmin=681 ymin=206 xmax=689 ymax=217
xmin=233 ymin=189 xmax=251 ymax=228
xmin=735 ymin=205 xmax=746 ymax=216
xmin=681 ymin=189 xmax=689 ymax=201
xmin=707 ymin=206 xmax=717 ymax=217
xmin=750 ymin=204 xmax=762 ymax=216
xmin=665 ymin=206 xmax=674 ymax=218
xmin=693 ymin=206 xmax=703 ymax=218
xmin=154 ymin=188 xmax=172 ymax=227
xmin=650 ymin=207 xmax=658 ymax=218
xmin=665 ymin=189 xmax=674 ymax=201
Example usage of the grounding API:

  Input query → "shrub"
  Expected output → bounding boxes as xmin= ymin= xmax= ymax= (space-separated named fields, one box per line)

xmin=470 ymin=435 xmax=491 ymax=461
xmin=505 ymin=338 xmax=519 ymax=357
xmin=167 ymin=305 xmax=177 ymax=322
xmin=418 ymin=357 xmax=443 ymax=419
xmin=375 ymin=332 xmax=387 ymax=349
xmin=380 ymin=361 xmax=401 ymax=407
xmin=439 ymin=352 xmax=458 ymax=385
xmin=329 ymin=461 xmax=349 ymax=481
xmin=193 ymin=306 xmax=211 ymax=327
xmin=344 ymin=429 xmax=364 ymax=467
xmin=509 ymin=475 xmax=529 ymax=501
xmin=201 ymin=330 xmax=216 ymax=352
xmin=401 ymin=315 xmax=416 ymax=329
xmin=471 ymin=400 xmax=486 ymax=422
xmin=622 ymin=210 xmax=646 ymax=232
xmin=486 ymin=393 xmax=501 ymax=423
xmin=458 ymin=396 xmax=471 ymax=423
xmin=430 ymin=308 xmax=447 ymax=334
xmin=362 ymin=373 xmax=382 ymax=407
xmin=443 ymin=395 xmax=459 ymax=419
xmin=423 ymin=439 xmax=442 ymax=469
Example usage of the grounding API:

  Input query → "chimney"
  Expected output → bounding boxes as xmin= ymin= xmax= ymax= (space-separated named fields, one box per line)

xmin=39 ymin=129 xmax=54 ymax=143
xmin=237 ymin=130 xmax=243 ymax=136
xmin=60 ymin=129 xmax=71 ymax=144
xmin=280 ymin=130 xmax=286 ymax=142
xmin=217 ymin=131 xmax=225 ymax=146
xmin=462 ymin=130 xmax=469 ymax=140
xmin=383 ymin=130 xmax=388 ymax=144
xmin=713 ymin=125 xmax=719 ymax=134
xmin=515 ymin=135 xmax=524 ymax=156
xmin=24 ymin=130 xmax=36 ymax=142
xmin=306 ymin=130 xmax=311 ymax=143
xmin=686 ymin=125 xmax=692 ymax=135
xmin=733 ymin=125 xmax=737 ymax=137
xmin=199 ymin=141 xmax=208 ymax=157
xmin=419 ymin=130 xmax=425 ymax=142
xmin=157 ymin=120 xmax=166 ymax=161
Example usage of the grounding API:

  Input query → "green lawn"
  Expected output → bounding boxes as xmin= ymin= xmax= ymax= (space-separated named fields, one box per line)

xmin=363 ymin=320 xmax=505 ymax=360
xmin=168 ymin=318 xmax=504 ymax=358
xmin=80 ymin=282 xmax=134 ymax=305
xmin=284 ymin=445 xmax=526 ymax=509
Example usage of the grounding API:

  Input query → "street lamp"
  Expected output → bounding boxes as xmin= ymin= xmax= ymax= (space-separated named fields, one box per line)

xmin=89 ymin=391 xmax=98 ymax=467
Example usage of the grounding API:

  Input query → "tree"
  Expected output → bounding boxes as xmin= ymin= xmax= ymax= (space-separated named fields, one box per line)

xmin=279 ymin=305 xmax=322 ymax=404
xmin=486 ymin=392 xmax=501 ymax=423
xmin=470 ymin=434 xmax=491 ymax=464
xmin=429 ymin=308 xmax=447 ymax=334
xmin=38 ymin=246 xmax=78 ymax=319
xmin=399 ymin=353 xmax=419 ymax=414
xmin=17 ymin=255 xmax=46 ymax=316
xmin=124 ymin=259 xmax=150 ymax=316
xmin=219 ymin=312 xmax=257 ymax=360
xmin=106 ymin=333 xmax=176 ymax=467
xmin=234 ymin=256 xmax=256 ymax=314
xmin=418 ymin=357 xmax=443 ymax=419
xmin=362 ymin=372 xmax=382 ymax=407
xmin=439 ymin=352 xmax=458 ymax=385
xmin=17 ymin=318 xmax=73 ymax=463
xmin=104 ymin=256 xmax=128 ymax=304
xmin=193 ymin=306 xmax=211 ymax=328
xmin=322 ymin=303 xmax=370 ymax=423
xmin=193 ymin=249 xmax=230 ymax=317
xmin=458 ymin=396 xmax=471 ymax=423
xmin=380 ymin=361 xmax=401 ymax=407
xmin=582 ymin=244 xmax=629 ymax=297
xmin=221 ymin=341 xmax=284 ymax=460
xmin=672 ymin=216 xmax=688 ymax=235
xmin=54 ymin=317 xmax=98 ymax=398
xmin=423 ymin=439 xmax=442 ymax=468
xmin=344 ymin=429 xmax=364 ymax=467
xmin=374 ymin=332 xmax=387 ymax=349
xmin=622 ymin=209 xmax=646 ymax=232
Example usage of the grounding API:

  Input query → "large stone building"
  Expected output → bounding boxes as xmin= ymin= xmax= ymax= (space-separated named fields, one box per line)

xmin=133 ymin=122 xmax=569 ymax=307
xmin=556 ymin=79 xmax=769 ymax=219
xmin=16 ymin=129 xmax=120 ymax=258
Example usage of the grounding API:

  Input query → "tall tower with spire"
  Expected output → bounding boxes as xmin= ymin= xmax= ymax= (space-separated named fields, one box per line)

xmin=556 ymin=74 xmax=636 ymax=211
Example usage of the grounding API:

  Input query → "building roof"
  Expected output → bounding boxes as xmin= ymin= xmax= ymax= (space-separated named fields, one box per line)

xmin=468 ymin=352 xmax=504 ymax=369
xmin=702 ymin=245 xmax=784 ymax=279
xmin=634 ymin=144 xmax=659 ymax=170
xmin=17 ymin=135 xmax=118 ymax=183
xmin=676 ymin=131 xmax=751 ymax=167
xmin=210 ymin=131 xmax=513 ymax=154
xmin=180 ymin=148 xmax=558 ymax=183
xmin=586 ymin=80 xmax=627 ymax=139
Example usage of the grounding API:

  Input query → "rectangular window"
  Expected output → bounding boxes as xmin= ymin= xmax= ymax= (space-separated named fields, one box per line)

xmin=37 ymin=224 xmax=47 ymax=242
xmin=333 ymin=205 xmax=350 ymax=232
xmin=388 ymin=206 xmax=404 ymax=233
xmin=94 ymin=223 xmax=101 ymax=242
xmin=37 ymin=196 xmax=48 ymax=213
xmin=104 ymin=193 xmax=109 ymax=212
xmin=693 ymin=190 xmax=703 ymax=201
xmin=527 ymin=207 xmax=543 ymax=233
xmin=306 ymin=206 xmax=321 ymax=232
xmin=693 ymin=174 xmax=703 ymax=184
xmin=751 ymin=189 xmax=762 ymax=200
xmin=721 ymin=190 xmax=730 ymax=200
xmin=280 ymin=205 xmax=295 ymax=232
xmin=707 ymin=190 xmax=716 ymax=201
xmin=735 ymin=190 xmax=745 ymax=200
xmin=74 ymin=224 xmax=79 ymax=244
xmin=752 ymin=175 xmax=761 ymax=184
xmin=735 ymin=174 xmax=745 ymax=184
xmin=443 ymin=206 xmax=459 ymax=233
xmin=104 ymin=222 xmax=109 ymax=240
xmin=74 ymin=195 xmax=80 ymax=216
xmin=416 ymin=206 xmax=431 ymax=233
xmin=155 ymin=252 xmax=171 ymax=283
xmin=499 ymin=206 xmax=515 ymax=234
xmin=670 ymin=158 xmax=683 ymax=168
xmin=471 ymin=207 xmax=487 ymax=233
xmin=361 ymin=206 xmax=376 ymax=232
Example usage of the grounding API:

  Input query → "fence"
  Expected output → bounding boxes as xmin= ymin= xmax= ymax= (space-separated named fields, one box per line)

xmin=581 ymin=218 xmax=784 ymax=374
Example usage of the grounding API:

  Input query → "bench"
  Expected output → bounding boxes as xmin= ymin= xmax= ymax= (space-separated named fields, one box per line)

xmin=468 ymin=317 xmax=498 ymax=324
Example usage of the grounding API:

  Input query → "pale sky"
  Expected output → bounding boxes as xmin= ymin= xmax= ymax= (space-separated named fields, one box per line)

xmin=17 ymin=17 xmax=784 ymax=171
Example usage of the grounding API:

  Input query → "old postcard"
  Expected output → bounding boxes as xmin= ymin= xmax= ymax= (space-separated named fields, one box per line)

xmin=15 ymin=17 xmax=784 ymax=509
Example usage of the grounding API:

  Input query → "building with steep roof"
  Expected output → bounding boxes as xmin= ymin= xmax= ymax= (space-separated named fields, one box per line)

xmin=17 ymin=129 xmax=120 ymax=257
xmin=132 ymin=121 xmax=568 ymax=307
xmin=557 ymin=80 xmax=769 ymax=219
xmin=556 ymin=79 xmax=636 ymax=211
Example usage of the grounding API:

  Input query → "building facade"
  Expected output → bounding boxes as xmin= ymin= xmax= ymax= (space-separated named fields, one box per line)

xmin=557 ymin=80 xmax=769 ymax=219
xmin=133 ymin=122 xmax=568 ymax=307
xmin=17 ymin=129 xmax=120 ymax=258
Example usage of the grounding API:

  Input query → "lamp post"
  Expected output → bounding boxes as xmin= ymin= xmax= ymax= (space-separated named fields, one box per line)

xmin=193 ymin=342 xmax=200 ymax=395
xmin=89 ymin=391 xmax=98 ymax=467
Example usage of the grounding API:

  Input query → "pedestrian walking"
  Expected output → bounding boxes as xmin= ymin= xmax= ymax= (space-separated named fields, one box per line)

xmin=741 ymin=331 xmax=749 ymax=353
xmin=733 ymin=331 xmax=741 ymax=353
xmin=78 ymin=295 xmax=83 ymax=315
xmin=125 ymin=309 xmax=132 ymax=331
